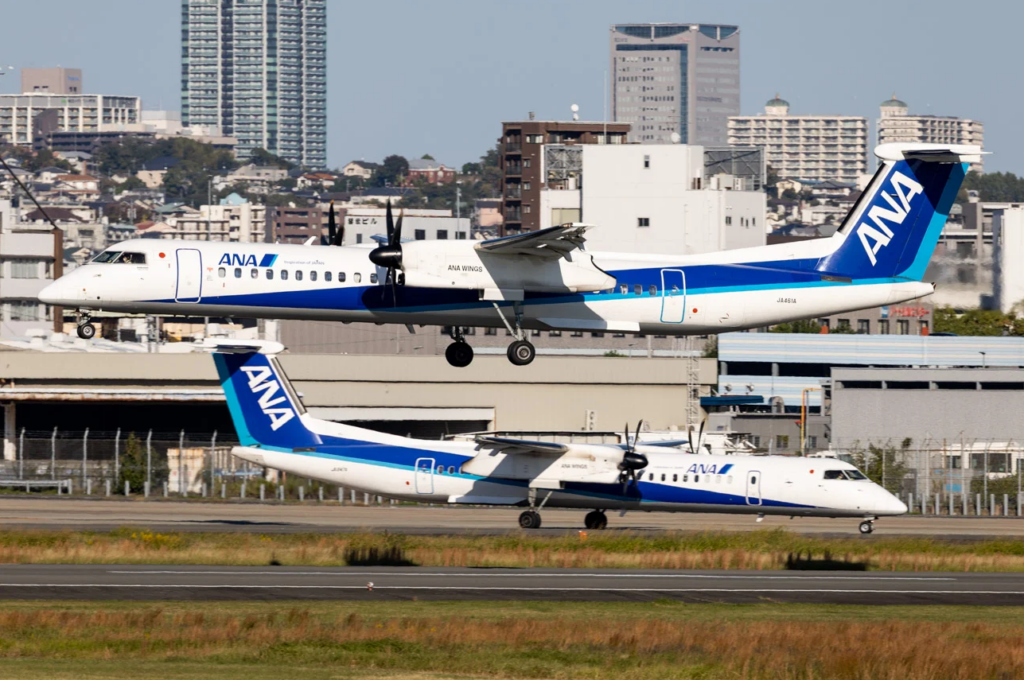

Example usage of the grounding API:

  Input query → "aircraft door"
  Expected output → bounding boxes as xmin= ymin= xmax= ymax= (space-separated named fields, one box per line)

xmin=415 ymin=457 xmax=435 ymax=494
xmin=746 ymin=470 xmax=762 ymax=506
xmin=175 ymin=249 xmax=203 ymax=303
xmin=660 ymin=269 xmax=686 ymax=323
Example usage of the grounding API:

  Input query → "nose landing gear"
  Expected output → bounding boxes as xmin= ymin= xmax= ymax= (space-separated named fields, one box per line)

xmin=858 ymin=519 xmax=875 ymax=535
xmin=75 ymin=311 xmax=96 ymax=340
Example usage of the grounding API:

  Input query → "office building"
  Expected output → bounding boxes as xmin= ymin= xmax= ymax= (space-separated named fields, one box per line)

xmin=0 ymin=199 xmax=63 ymax=337
xmin=266 ymin=205 xmax=325 ymax=243
xmin=20 ymin=67 xmax=83 ymax=95
xmin=341 ymin=208 xmax=468 ymax=245
xmin=500 ymin=119 xmax=630 ymax=234
xmin=0 ymin=93 xmax=141 ymax=147
xmin=877 ymin=96 xmax=984 ymax=173
xmin=181 ymin=0 xmax=327 ymax=168
xmin=727 ymin=96 xmax=869 ymax=183
xmin=537 ymin=143 xmax=767 ymax=255
xmin=610 ymin=23 xmax=740 ymax=146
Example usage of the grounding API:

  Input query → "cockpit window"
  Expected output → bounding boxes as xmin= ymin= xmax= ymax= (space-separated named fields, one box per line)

xmin=91 ymin=251 xmax=146 ymax=264
xmin=91 ymin=251 xmax=121 ymax=263
xmin=845 ymin=469 xmax=868 ymax=480
xmin=823 ymin=470 xmax=846 ymax=480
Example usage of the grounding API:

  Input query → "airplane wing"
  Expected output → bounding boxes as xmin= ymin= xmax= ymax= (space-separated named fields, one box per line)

xmin=474 ymin=223 xmax=592 ymax=260
xmin=474 ymin=435 xmax=569 ymax=454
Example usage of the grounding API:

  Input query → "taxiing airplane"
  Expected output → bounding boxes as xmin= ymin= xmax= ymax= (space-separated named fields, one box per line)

xmin=211 ymin=342 xmax=907 ymax=533
xmin=39 ymin=143 xmax=979 ymax=367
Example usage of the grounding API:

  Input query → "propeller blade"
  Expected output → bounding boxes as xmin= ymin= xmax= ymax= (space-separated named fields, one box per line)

xmin=327 ymin=200 xmax=337 ymax=245
xmin=634 ymin=419 xmax=644 ymax=448
xmin=688 ymin=427 xmax=695 ymax=456
xmin=385 ymin=199 xmax=395 ymax=244
xmin=697 ymin=418 xmax=706 ymax=454
xmin=393 ymin=209 xmax=404 ymax=246
xmin=624 ymin=422 xmax=630 ymax=452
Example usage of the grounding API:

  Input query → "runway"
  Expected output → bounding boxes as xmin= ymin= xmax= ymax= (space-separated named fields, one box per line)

xmin=1 ymin=497 xmax=1024 ymax=537
xmin=0 ymin=564 xmax=1022 ymax=604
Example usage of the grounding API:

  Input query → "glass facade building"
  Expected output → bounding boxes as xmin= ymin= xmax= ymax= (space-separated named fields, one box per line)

xmin=181 ymin=0 xmax=326 ymax=168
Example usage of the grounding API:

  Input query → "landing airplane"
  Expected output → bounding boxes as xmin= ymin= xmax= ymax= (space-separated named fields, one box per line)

xmin=210 ymin=342 xmax=907 ymax=533
xmin=39 ymin=143 xmax=979 ymax=367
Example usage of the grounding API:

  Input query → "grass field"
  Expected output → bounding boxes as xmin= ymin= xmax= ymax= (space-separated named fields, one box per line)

xmin=0 ymin=601 xmax=1023 ymax=679
xmin=0 ymin=527 xmax=1023 ymax=571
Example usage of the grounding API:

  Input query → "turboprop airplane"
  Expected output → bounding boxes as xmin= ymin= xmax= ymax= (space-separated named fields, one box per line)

xmin=210 ymin=341 xmax=907 ymax=533
xmin=39 ymin=143 xmax=980 ymax=367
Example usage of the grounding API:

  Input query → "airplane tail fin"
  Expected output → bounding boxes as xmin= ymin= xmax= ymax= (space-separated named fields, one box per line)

xmin=211 ymin=343 xmax=322 ymax=450
xmin=816 ymin=144 xmax=982 ymax=281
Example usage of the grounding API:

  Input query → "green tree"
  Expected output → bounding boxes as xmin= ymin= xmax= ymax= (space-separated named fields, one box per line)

xmin=770 ymin=319 xmax=824 ymax=333
xmin=117 ymin=433 xmax=167 ymax=493
xmin=115 ymin=176 xmax=146 ymax=194
xmin=933 ymin=307 xmax=1024 ymax=336
xmin=848 ymin=439 xmax=912 ymax=494
xmin=962 ymin=171 xmax=1024 ymax=203
xmin=420 ymin=153 xmax=435 ymax=161
xmin=374 ymin=154 xmax=409 ymax=187
xmin=701 ymin=335 xmax=718 ymax=358
xmin=249 ymin=147 xmax=293 ymax=170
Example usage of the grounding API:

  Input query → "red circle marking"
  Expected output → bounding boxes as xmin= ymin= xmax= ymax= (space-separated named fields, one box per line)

xmin=159 ymin=252 xmax=166 ymax=258
xmin=692 ymin=308 xmax=698 ymax=313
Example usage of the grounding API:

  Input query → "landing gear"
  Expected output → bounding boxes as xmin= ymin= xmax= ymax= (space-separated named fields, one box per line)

xmin=584 ymin=510 xmax=608 ymax=530
xmin=519 ymin=510 xmax=542 ymax=529
xmin=859 ymin=520 xmax=875 ymax=535
xmin=491 ymin=301 xmax=537 ymax=366
xmin=444 ymin=327 xmax=474 ymax=368
xmin=507 ymin=340 xmax=536 ymax=366
xmin=75 ymin=311 xmax=95 ymax=340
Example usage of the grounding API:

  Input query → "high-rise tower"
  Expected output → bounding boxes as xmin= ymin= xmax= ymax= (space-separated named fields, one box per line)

xmin=182 ymin=0 xmax=327 ymax=168
xmin=610 ymin=23 xmax=739 ymax=146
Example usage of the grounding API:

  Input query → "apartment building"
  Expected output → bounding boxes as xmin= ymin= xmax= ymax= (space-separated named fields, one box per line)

xmin=878 ymin=96 xmax=984 ymax=173
xmin=0 ymin=93 xmax=141 ymax=147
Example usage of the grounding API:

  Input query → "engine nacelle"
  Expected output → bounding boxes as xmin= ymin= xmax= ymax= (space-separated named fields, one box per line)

xmin=399 ymin=241 xmax=614 ymax=294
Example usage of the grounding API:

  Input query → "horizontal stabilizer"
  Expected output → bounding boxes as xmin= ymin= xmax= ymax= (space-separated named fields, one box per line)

xmin=875 ymin=143 xmax=985 ymax=164
xmin=202 ymin=338 xmax=285 ymax=355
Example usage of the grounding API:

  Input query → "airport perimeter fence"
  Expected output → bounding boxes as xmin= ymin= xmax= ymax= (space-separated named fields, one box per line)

xmin=0 ymin=428 xmax=393 ymax=505
xmin=829 ymin=437 xmax=1024 ymax=518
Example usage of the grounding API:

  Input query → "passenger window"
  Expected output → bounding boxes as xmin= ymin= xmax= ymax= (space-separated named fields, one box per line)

xmin=672 ymin=474 xmax=677 ymax=482
xmin=634 ymin=284 xmax=642 ymax=296
xmin=447 ymin=466 xmax=454 ymax=474
xmin=310 ymin=270 xmax=318 ymax=282
xmin=234 ymin=268 xmax=242 ymax=278
xmin=649 ymin=285 xmax=657 ymax=296
xmin=660 ymin=473 xmax=666 ymax=482
xmin=683 ymin=475 xmax=688 ymax=482
xmin=281 ymin=270 xmax=289 ymax=281
xmin=619 ymin=284 xmax=627 ymax=294
xmin=727 ymin=476 xmax=733 ymax=484
xmin=716 ymin=475 xmax=722 ymax=483
xmin=370 ymin=273 xmax=378 ymax=284
xmin=694 ymin=475 xmax=700 ymax=482
xmin=218 ymin=267 xmax=226 ymax=278
xmin=354 ymin=273 xmax=362 ymax=284
xmin=266 ymin=269 xmax=274 ymax=280
xmin=824 ymin=470 xmax=846 ymax=480
xmin=338 ymin=272 xmax=346 ymax=282
xmin=436 ymin=464 xmax=444 ymax=474
xmin=250 ymin=268 xmax=258 ymax=279
xmin=325 ymin=271 xmax=332 ymax=282
xmin=295 ymin=270 xmax=303 ymax=281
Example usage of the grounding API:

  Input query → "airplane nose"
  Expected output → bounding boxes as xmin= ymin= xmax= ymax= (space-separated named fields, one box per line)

xmin=38 ymin=280 xmax=62 ymax=305
xmin=878 ymin=490 xmax=908 ymax=516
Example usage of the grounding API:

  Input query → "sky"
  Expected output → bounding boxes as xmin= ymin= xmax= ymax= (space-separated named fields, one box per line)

xmin=2 ymin=0 xmax=1021 ymax=173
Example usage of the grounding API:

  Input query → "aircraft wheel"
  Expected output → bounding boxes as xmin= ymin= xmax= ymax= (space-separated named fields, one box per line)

xmin=507 ymin=340 xmax=536 ymax=366
xmin=518 ymin=510 xmax=542 ymax=529
xmin=77 ymin=323 xmax=96 ymax=340
xmin=584 ymin=510 xmax=607 ymax=530
xmin=858 ymin=520 xmax=874 ymax=535
xmin=445 ymin=341 xmax=474 ymax=368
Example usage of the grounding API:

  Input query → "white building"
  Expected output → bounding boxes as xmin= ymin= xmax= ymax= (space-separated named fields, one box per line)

xmin=341 ymin=208 xmax=469 ymax=246
xmin=140 ymin=194 xmax=266 ymax=243
xmin=877 ymin=96 xmax=984 ymax=173
xmin=727 ymin=96 xmax=868 ymax=183
xmin=0 ymin=93 xmax=141 ymax=146
xmin=538 ymin=144 xmax=766 ymax=255
xmin=0 ymin=200 xmax=61 ymax=337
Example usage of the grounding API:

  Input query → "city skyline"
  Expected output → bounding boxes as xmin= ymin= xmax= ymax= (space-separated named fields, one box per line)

xmin=0 ymin=0 xmax=1018 ymax=173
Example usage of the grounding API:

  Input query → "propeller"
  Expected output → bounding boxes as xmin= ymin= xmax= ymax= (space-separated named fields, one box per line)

xmin=618 ymin=420 xmax=649 ymax=494
xmin=688 ymin=418 xmax=707 ymax=455
xmin=325 ymin=200 xmax=344 ymax=246
xmin=368 ymin=199 xmax=404 ymax=305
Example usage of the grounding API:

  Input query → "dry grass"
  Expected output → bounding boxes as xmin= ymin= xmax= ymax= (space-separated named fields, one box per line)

xmin=0 ymin=527 xmax=1023 ymax=571
xmin=0 ymin=601 xmax=1023 ymax=679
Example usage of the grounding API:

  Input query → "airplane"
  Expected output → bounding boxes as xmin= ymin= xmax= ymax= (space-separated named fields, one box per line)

xmin=39 ymin=142 xmax=980 ymax=367
xmin=209 ymin=341 xmax=907 ymax=533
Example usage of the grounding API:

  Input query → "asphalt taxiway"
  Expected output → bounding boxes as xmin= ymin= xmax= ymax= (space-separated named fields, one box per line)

xmin=0 ymin=564 xmax=1020 ymax=604
xmin=1 ymin=498 xmax=1023 ymax=537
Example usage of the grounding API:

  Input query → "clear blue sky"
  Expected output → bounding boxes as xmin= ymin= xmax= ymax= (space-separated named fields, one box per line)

xmin=2 ymin=0 xmax=1019 ymax=173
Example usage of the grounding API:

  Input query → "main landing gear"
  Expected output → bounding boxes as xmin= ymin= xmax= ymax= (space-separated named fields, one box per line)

xmin=859 ymin=519 xmax=875 ymax=535
xmin=493 ymin=301 xmax=535 ymax=366
xmin=584 ymin=510 xmax=608 ymax=530
xmin=518 ymin=488 xmax=553 ymax=529
xmin=444 ymin=327 xmax=474 ymax=368
xmin=76 ymin=311 xmax=96 ymax=340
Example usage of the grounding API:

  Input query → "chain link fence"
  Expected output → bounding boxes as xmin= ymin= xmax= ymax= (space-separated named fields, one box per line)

xmin=0 ymin=428 xmax=390 ymax=505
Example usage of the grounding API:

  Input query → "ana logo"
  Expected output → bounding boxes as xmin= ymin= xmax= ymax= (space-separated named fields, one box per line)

xmin=239 ymin=365 xmax=295 ymax=431
xmin=218 ymin=254 xmax=278 ymax=267
xmin=686 ymin=463 xmax=733 ymax=475
xmin=856 ymin=171 xmax=924 ymax=266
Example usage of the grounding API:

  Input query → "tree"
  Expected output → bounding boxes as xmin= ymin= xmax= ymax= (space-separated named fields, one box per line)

xmin=962 ymin=171 xmax=1024 ymax=203
xmin=701 ymin=335 xmax=718 ymax=358
xmin=934 ymin=307 xmax=1024 ymax=336
xmin=461 ymin=161 xmax=482 ymax=175
xmin=117 ymin=432 xmax=167 ymax=493
xmin=420 ymin=153 xmax=435 ymax=161
xmin=249 ymin=147 xmax=294 ymax=170
xmin=770 ymin=319 xmax=825 ymax=333
xmin=848 ymin=438 xmax=912 ymax=494
xmin=374 ymin=154 xmax=409 ymax=187
xmin=115 ymin=176 xmax=146 ymax=194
